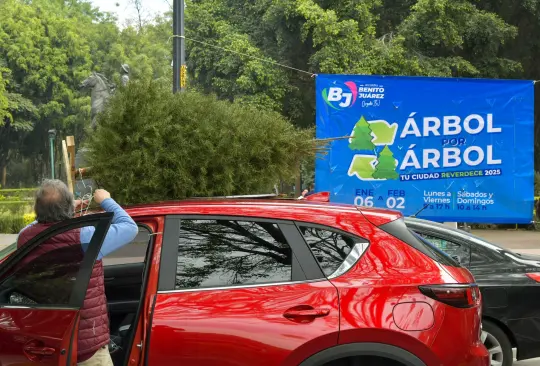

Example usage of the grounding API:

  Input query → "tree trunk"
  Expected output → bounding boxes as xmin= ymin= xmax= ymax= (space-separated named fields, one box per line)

xmin=1 ymin=165 xmax=6 ymax=188
xmin=295 ymin=162 xmax=302 ymax=197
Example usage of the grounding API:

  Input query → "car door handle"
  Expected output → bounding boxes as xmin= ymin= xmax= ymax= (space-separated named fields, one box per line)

xmin=23 ymin=346 xmax=56 ymax=356
xmin=283 ymin=308 xmax=330 ymax=319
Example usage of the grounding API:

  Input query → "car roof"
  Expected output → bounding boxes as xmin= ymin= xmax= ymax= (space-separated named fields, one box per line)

xmin=118 ymin=199 xmax=402 ymax=226
xmin=404 ymin=217 xmax=465 ymax=232
xmin=404 ymin=216 xmax=506 ymax=251
xmin=404 ymin=217 xmax=481 ymax=240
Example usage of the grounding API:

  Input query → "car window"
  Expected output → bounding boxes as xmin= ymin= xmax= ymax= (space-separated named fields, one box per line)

xmin=298 ymin=226 xmax=366 ymax=277
xmin=470 ymin=244 xmax=507 ymax=267
xmin=381 ymin=219 xmax=459 ymax=267
xmin=102 ymin=225 xmax=151 ymax=266
xmin=415 ymin=232 xmax=470 ymax=266
xmin=175 ymin=219 xmax=292 ymax=290
xmin=0 ymin=224 xmax=99 ymax=306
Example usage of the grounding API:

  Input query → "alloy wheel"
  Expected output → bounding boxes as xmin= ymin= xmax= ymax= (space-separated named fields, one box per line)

xmin=482 ymin=330 xmax=504 ymax=366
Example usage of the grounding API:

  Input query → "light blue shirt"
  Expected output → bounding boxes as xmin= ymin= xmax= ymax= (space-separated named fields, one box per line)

xmin=20 ymin=198 xmax=138 ymax=260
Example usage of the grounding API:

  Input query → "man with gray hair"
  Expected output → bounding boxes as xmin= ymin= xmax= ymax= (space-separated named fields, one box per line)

xmin=17 ymin=179 xmax=138 ymax=366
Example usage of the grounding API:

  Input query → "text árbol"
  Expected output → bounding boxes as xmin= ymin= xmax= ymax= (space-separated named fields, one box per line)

xmin=399 ymin=112 xmax=502 ymax=171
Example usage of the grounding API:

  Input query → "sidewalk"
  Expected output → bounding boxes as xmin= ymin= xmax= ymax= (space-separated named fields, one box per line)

xmin=471 ymin=229 xmax=540 ymax=256
xmin=0 ymin=234 xmax=16 ymax=248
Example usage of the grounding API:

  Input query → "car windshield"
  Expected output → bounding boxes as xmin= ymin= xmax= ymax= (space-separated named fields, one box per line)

xmin=0 ymin=243 xmax=17 ymax=261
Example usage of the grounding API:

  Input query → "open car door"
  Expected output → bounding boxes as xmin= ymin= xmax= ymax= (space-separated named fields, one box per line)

xmin=0 ymin=212 xmax=113 ymax=365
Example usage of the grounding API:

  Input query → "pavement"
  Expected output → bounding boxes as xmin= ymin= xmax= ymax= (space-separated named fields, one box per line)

xmin=0 ymin=234 xmax=15 ymax=247
xmin=1 ymin=230 xmax=540 ymax=364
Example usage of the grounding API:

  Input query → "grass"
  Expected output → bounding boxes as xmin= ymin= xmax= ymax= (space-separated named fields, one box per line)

xmin=0 ymin=190 xmax=34 ymax=233
xmin=0 ymin=212 xmax=25 ymax=234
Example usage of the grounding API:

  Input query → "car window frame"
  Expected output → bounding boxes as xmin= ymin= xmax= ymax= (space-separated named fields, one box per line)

xmin=0 ymin=212 xmax=113 ymax=309
xmin=157 ymin=215 xmax=326 ymax=292
xmin=0 ymin=242 xmax=17 ymax=262
xmin=294 ymin=221 xmax=370 ymax=279
xmin=408 ymin=225 xmax=472 ymax=267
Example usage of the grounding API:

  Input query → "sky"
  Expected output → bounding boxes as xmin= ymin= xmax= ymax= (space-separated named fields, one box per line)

xmin=90 ymin=0 xmax=171 ymax=27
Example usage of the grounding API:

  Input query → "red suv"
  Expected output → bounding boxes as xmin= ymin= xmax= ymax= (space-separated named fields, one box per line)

xmin=0 ymin=199 xmax=488 ymax=366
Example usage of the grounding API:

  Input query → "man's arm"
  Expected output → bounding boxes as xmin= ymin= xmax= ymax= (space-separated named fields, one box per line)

xmin=80 ymin=191 xmax=138 ymax=260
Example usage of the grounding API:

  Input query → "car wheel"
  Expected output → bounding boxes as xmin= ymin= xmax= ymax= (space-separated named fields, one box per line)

xmin=482 ymin=320 xmax=513 ymax=366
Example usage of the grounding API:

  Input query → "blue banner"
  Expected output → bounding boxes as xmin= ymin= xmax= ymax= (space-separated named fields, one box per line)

xmin=315 ymin=75 xmax=534 ymax=223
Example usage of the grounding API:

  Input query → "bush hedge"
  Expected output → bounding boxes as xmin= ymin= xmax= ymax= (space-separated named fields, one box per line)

xmin=0 ymin=188 xmax=35 ymax=233
xmin=86 ymin=80 xmax=324 ymax=205
xmin=0 ymin=213 xmax=25 ymax=235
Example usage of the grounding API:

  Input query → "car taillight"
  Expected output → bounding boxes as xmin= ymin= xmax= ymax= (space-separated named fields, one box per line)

xmin=419 ymin=284 xmax=480 ymax=308
xmin=526 ymin=273 xmax=540 ymax=282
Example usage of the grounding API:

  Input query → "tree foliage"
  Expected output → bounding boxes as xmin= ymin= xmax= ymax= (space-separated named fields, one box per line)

xmin=184 ymin=0 xmax=522 ymax=130
xmin=87 ymin=80 xmax=319 ymax=204
xmin=3 ymin=0 xmax=540 ymax=187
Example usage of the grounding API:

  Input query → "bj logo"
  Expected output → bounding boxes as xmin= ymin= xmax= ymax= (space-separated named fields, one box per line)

xmin=322 ymin=81 xmax=358 ymax=109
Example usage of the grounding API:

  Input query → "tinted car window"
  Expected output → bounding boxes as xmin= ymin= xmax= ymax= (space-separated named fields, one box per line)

xmin=299 ymin=226 xmax=365 ymax=276
xmin=175 ymin=219 xmax=292 ymax=290
xmin=415 ymin=233 xmax=470 ymax=266
xmin=470 ymin=245 xmax=507 ymax=267
xmin=0 ymin=226 xmax=92 ymax=306
xmin=380 ymin=218 xmax=459 ymax=267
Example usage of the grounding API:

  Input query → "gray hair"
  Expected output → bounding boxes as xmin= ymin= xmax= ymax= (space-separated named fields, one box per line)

xmin=34 ymin=179 xmax=74 ymax=223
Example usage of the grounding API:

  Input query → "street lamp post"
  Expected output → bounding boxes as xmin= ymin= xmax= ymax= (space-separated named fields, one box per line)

xmin=48 ymin=129 xmax=57 ymax=179
xmin=173 ymin=0 xmax=186 ymax=93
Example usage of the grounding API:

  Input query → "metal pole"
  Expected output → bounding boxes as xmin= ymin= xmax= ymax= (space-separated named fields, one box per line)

xmin=173 ymin=0 xmax=186 ymax=93
xmin=48 ymin=129 xmax=56 ymax=179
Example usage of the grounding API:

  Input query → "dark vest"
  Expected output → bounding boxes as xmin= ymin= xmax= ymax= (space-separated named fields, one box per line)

xmin=17 ymin=223 xmax=109 ymax=362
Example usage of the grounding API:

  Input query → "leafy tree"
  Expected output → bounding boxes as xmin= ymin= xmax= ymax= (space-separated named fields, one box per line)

xmin=0 ymin=0 xmax=105 ymax=182
xmin=87 ymin=79 xmax=323 ymax=204
xmin=373 ymin=145 xmax=398 ymax=180
xmin=349 ymin=116 xmax=375 ymax=151
xmin=3 ymin=0 xmax=540 ymax=185
xmin=0 ymin=66 xmax=9 ymax=124
xmin=0 ymin=60 xmax=36 ymax=186
xmin=399 ymin=0 xmax=520 ymax=78
xmin=118 ymin=13 xmax=173 ymax=83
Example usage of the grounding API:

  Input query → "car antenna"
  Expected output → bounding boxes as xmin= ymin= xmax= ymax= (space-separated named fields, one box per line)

xmin=410 ymin=203 xmax=429 ymax=218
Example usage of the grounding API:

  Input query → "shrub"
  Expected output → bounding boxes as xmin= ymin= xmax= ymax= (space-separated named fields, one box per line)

xmin=0 ymin=201 xmax=32 ymax=215
xmin=86 ymin=80 xmax=325 ymax=205
xmin=0 ymin=188 xmax=36 ymax=201
xmin=0 ymin=213 xmax=25 ymax=234
xmin=23 ymin=213 xmax=36 ymax=226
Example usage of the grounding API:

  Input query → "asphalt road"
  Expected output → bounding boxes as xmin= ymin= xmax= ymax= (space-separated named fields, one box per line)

xmin=1 ymin=230 xmax=540 ymax=364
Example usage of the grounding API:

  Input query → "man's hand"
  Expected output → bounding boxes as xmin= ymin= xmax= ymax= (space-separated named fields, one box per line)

xmin=94 ymin=189 xmax=111 ymax=204
xmin=74 ymin=199 xmax=89 ymax=210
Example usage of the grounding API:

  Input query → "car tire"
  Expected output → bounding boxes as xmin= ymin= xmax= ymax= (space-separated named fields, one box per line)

xmin=482 ymin=320 xmax=513 ymax=366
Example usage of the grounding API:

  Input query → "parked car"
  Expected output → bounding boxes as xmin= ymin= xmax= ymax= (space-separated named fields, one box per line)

xmin=406 ymin=217 xmax=540 ymax=366
xmin=0 ymin=199 xmax=488 ymax=366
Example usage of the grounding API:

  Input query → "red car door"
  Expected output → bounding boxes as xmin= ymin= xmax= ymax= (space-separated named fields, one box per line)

xmin=0 ymin=213 xmax=113 ymax=365
xmin=147 ymin=216 xmax=340 ymax=366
